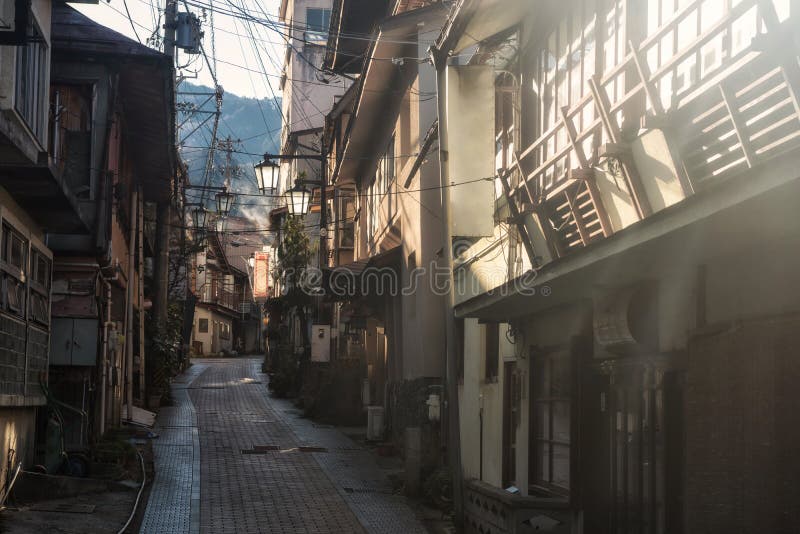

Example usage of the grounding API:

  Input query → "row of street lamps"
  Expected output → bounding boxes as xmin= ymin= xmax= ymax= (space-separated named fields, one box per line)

xmin=190 ymin=156 xmax=317 ymax=235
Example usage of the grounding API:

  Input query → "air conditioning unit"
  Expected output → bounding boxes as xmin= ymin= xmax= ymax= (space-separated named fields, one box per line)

xmin=366 ymin=406 xmax=384 ymax=441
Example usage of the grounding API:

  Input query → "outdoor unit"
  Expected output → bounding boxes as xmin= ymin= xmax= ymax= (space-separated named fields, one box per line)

xmin=366 ymin=406 xmax=384 ymax=441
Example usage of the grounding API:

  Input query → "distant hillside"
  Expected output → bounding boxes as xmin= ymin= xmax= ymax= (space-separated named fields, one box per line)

xmin=177 ymin=82 xmax=282 ymax=225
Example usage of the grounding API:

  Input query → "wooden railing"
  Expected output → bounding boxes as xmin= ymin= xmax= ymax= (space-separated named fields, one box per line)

xmin=513 ymin=0 xmax=799 ymax=256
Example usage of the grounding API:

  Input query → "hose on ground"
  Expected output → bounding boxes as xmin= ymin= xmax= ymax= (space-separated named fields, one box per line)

xmin=117 ymin=450 xmax=146 ymax=534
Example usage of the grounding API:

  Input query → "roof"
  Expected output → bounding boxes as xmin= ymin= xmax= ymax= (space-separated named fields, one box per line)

xmin=51 ymin=4 xmax=163 ymax=59
xmin=333 ymin=3 xmax=447 ymax=187
xmin=324 ymin=0 xmax=391 ymax=74
xmin=434 ymin=0 xmax=529 ymax=56
xmin=52 ymin=4 xmax=175 ymax=202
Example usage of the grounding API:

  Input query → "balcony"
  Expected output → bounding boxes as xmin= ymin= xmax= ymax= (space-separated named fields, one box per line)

xmin=513 ymin=0 xmax=799 ymax=259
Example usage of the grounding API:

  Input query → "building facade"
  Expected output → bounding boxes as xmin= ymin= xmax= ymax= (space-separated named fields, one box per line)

xmin=1 ymin=0 xmax=177 ymax=487
xmin=431 ymin=1 xmax=800 ymax=533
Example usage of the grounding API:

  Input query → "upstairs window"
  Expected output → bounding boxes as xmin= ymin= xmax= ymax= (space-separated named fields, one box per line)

xmin=15 ymin=19 xmax=48 ymax=144
xmin=305 ymin=8 xmax=331 ymax=44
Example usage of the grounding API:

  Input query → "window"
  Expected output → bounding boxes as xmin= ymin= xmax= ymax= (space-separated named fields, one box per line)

xmin=484 ymin=322 xmax=499 ymax=381
xmin=29 ymin=247 xmax=49 ymax=325
xmin=15 ymin=19 xmax=48 ymax=143
xmin=1 ymin=223 xmax=28 ymax=317
xmin=305 ymin=8 xmax=331 ymax=43
xmin=198 ymin=318 xmax=209 ymax=333
xmin=531 ymin=348 xmax=572 ymax=493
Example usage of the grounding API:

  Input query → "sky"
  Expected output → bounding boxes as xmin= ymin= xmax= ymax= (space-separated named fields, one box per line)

xmin=73 ymin=0 xmax=284 ymax=100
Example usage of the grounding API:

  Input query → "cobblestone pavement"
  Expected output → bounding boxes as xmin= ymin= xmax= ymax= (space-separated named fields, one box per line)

xmin=140 ymin=362 xmax=207 ymax=533
xmin=142 ymin=357 xmax=428 ymax=534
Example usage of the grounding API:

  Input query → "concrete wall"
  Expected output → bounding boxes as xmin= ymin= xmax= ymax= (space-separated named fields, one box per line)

xmin=191 ymin=306 xmax=233 ymax=355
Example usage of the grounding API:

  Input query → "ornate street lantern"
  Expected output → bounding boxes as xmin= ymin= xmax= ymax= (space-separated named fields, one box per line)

xmin=191 ymin=206 xmax=207 ymax=229
xmin=215 ymin=189 xmax=235 ymax=217
xmin=286 ymin=182 xmax=312 ymax=216
xmin=254 ymin=159 xmax=280 ymax=194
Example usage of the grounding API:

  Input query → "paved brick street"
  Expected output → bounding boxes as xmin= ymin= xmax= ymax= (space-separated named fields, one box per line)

xmin=141 ymin=358 xmax=428 ymax=534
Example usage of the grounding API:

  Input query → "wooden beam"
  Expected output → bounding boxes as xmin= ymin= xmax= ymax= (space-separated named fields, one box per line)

xmin=589 ymin=75 xmax=652 ymax=219
xmin=584 ymin=178 xmax=613 ymax=238
xmin=598 ymin=142 xmax=632 ymax=160
xmin=755 ymin=1 xmax=800 ymax=121
xmin=511 ymin=151 xmax=562 ymax=258
xmin=498 ymin=170 xmax=538 ymax=269
xmin=560 ymin=106 xmax=590 ymax=167
xmin=565 ymin=187 xmax=590 ymax=246
xmin=628 ymin=40 xmax=666 ymax=117
xmin=719 ymin=84 xmax=756 ymax=168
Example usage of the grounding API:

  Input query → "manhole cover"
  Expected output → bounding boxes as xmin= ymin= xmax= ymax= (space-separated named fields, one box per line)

xmin=30 ymin=503 xmax=96 ymax=514
xmin=298 ymin=446 xmax=328 ymax=453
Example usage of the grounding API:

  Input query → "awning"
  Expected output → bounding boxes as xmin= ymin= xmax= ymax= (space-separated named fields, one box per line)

xmin=322 ymin=246 xmax=401 ymax=301
xmin=334 ymin=4 xmax=447 ymax=187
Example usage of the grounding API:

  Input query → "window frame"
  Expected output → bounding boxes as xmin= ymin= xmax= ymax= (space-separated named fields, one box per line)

xmin=198 ymin=318 xmax=209 ymax=333
xmin=14 ymin=16 xmax=49 ymax=144
xmin=484 ymin=322 xmax=500 ymax=382
xmin=530 ymin=344 xmax=574 ymax=497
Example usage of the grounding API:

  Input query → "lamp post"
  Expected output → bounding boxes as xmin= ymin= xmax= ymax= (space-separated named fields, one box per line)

xmin=191 ymin=205 xmax=207 ymax=229
xmin=260 ymin=151 xmax=328 ymax=268
xmin=254 ymin=159 xmax=280 ymax=194
xmin=215 ymin=188 xmax=235 ymax=217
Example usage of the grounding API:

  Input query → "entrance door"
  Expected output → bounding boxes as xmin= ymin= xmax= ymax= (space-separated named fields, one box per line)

xmin=582 ymin=362 xmax=683 ymax=534
xmin=502 ymin=361 xmax=518 ymax=487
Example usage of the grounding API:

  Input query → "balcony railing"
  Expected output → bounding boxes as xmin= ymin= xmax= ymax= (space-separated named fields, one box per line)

xmin=201 ymin=287 xmax=239 ymax=311
xmin=514 ymin=0 xmax=798 ymax=257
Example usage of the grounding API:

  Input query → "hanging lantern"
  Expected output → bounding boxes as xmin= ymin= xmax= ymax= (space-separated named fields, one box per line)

xmin=191 ymin=206 xmax=207 ymax=229
xmin=254 ymin=159 xmax=280 ymax=194
xmin=286 ymin=183 xmax=312 ymax=216
xmin=193 ymin=228 xmax=206 ymax=246
xmin=215 ymin=189 xmax=235 ymax=217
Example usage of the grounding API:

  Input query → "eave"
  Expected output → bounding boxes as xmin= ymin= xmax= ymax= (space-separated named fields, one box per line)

xmin=334 ymin=3 xmax=447 ymax=188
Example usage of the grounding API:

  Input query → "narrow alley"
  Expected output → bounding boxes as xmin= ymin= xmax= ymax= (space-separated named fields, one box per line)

xmin=140 ymin=358 xmax=430 ymax=534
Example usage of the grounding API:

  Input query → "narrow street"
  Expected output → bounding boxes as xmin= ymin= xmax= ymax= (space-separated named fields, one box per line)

xmin=140 ymin=358 xmax=429 ymax=534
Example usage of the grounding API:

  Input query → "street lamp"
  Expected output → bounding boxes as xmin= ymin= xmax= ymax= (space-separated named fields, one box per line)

xmin=191 ymin=206 xmax=207 ymax=229
xmin=254 ymin=159 xmax=280 ymax=194
xmin=248 ymin=252 xmax=255 ymax=269
xmin=215 ymin=189 xmax=235 ymax=217
xmin=285 ymin=182 xmax=312 ymax=217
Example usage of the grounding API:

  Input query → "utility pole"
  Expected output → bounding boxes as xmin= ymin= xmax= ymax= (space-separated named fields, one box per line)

xmin=431 ymin=47 xmax=464 ymax=526
xmin=152 ymin=0 xmax=178 ymax=388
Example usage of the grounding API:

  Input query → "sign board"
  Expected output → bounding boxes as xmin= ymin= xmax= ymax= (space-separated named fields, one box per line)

xmin=446 ymin=65 xmax=496 ymax=237
xmin=310 ymin=324 xmax=331 ymax=362
xmin=253 ymin=251 xmax=269 ymax=301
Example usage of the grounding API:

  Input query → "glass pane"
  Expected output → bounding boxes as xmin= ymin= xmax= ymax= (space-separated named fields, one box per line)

xmin=552 ymin=444 xmax=570 ymax=489
xmin=10 ymin=234 xmax=25 ymax=269
xmin=551 ymin=354 xmax=570 ymax=396
xmin=535 ymin=441 xmax=551 ymax=483
xmin=553 ymin=401 xmax=571 ymax=443
xmin=534 ymin=401 xmax=551 ymax=439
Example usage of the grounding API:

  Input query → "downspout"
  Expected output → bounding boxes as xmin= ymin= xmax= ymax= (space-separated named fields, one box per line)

xmin=125 ymin=187 xmax=138 ymax=419
xmin=99 ymin=275 xmax=114 ymax=437
xmin=430 ymin=46 xmax=464 ymax=525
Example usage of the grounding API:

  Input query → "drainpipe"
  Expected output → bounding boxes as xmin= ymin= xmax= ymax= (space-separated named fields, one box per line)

xmin=430 ymin=46 xmax=464 ymax=524
xmin=99 ymin=270 xmax=116 ymax=436
xmin=125 ymin=187 xmax=138 ymax=419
